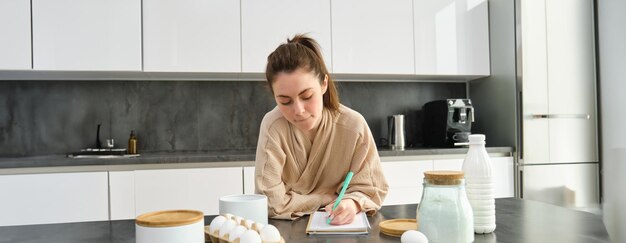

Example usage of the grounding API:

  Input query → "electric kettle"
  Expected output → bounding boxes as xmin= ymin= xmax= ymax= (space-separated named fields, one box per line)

xmin=388 ymin=114 xmax=406 ymax=150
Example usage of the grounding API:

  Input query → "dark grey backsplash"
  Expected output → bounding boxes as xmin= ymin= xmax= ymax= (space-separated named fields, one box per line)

xmin=0 ymin=81 xmax=465 ymax=157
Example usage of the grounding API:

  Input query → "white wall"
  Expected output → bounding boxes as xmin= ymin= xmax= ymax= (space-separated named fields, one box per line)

xmin=598 ymin=0 xmax=626 ymax=242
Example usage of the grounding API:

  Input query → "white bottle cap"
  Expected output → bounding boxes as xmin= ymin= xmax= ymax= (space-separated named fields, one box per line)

xmin=468 ymin=134 xmax=486 ymax=144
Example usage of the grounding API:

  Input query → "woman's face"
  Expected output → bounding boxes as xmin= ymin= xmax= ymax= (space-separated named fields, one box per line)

xmin=272 ymin=68 xmax=328 ymax=136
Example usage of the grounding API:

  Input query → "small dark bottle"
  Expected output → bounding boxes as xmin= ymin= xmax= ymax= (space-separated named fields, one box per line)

xmin=128 ymin=130 xmax=138 ymax=154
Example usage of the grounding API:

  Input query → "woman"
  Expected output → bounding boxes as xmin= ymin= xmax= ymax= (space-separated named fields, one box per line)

xmin=255 ymin=34 xmax=388 ymax=225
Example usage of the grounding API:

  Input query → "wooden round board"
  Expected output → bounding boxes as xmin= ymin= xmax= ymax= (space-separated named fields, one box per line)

xmin=378 ymin=219 xmax=418 ymax=237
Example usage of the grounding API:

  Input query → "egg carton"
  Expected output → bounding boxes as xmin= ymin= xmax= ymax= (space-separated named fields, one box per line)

xmin=205 ymin=213 xmax=285 ymax=243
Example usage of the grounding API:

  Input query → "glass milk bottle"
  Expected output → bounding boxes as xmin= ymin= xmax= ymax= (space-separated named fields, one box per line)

xmin=417 ymin=171 xmax=474 ymax=243
xmin=462 ymin=134 xmax=496 ymax=233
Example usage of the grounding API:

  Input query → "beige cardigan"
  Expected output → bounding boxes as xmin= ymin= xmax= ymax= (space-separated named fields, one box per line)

xmin=255 ymin=104 xmax=388 ymax=220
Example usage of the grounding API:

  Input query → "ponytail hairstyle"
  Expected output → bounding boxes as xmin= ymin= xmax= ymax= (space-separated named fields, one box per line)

xmin=265 ymin=34 xmax=340 ymax=113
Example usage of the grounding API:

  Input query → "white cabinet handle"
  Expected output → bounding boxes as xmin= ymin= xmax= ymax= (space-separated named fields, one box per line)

xmin=531 ymin=114 xmax=590 ymax=119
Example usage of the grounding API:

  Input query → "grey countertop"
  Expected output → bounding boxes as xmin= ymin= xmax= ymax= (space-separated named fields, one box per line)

xmin=0 ymin=147 xmax=513 ymax=169
xmin=0 ymin=198 xmax=609 ymax=243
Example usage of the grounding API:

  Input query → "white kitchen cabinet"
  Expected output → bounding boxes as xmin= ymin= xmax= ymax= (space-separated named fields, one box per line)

xmin=0 ymin=0 xmax=31 ymax=70
xmin=413 ymin=0 xmax=490 ymax=75
xmin=134 ymin=167 xmax=243 ymax=216
xmin=31 ymin=0 xmax=141 ymax=71
xmin=243 ymin=166 xmax=256 ymax=195
xmin=0 ymin=172 xmax=109 ymax=226
xmin=492 ymin=157 xmax=515 ymax=198
xmin=381 ymin=160 xmax=433 ymax=205
xmin=241 ymin=0 xmax=332 ymax=73
xmin=109 ymin=171 xmax=136 ymax=220
xmin=433 ymin=158 xmax=464 ymax=171
xmin=521 ymin=0 xmax=598 ymax=164
xmin=143 ymin=0 xmax=240 ymax=72
xmin=331 ymin=0 xmax=414 ymax=74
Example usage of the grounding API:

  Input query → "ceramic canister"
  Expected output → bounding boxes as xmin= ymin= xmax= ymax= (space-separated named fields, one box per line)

xmin=219 ymin=194 xmax=268 ymax=224
xmin=136 ymin=210 xmax=204 ymax=243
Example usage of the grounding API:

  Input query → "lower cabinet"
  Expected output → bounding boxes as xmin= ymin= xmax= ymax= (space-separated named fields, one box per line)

xmin=243 ymin=166 xmax=255 ymax=195
xmin=381 ymin=160 xmax=433 ymax=206
xmin=492 ymin=157 xmax=515 ymax=198
xmin=0 ymin=156 xmax=514 ymax=225
xmin=0 ymin=172 xmax=109 ymax=226
xmin=110 ymin=167 xmax=244 ymax=220
xmin=381 ymin=157 xmax=515 ymax=206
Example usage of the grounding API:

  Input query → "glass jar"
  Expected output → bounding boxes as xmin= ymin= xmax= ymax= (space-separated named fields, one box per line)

xmin=417 ymin=171 xmax=474 ymax=243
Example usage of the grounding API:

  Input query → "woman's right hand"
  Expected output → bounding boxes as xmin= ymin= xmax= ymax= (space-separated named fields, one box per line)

xmin=324 ymin=199 xmax=360 ymax=225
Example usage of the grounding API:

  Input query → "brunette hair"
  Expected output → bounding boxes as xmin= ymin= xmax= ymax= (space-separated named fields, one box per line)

xmin=265 ymin=34 xmax=339 ymax=112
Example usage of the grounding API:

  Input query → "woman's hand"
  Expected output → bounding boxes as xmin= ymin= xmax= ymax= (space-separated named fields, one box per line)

xmin=324 ymin=199 xmax=361 ymax=225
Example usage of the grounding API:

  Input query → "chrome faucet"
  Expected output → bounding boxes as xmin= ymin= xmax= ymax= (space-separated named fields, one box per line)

xmin=96 ymin=124 xmax=102 ymax=149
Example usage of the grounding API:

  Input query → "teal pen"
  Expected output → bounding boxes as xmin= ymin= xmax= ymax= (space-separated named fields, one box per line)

xmin=327 ymin=171 xmax=354 ymax=224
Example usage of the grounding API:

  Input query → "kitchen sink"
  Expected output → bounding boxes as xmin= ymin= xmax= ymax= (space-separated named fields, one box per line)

xmin=68 ymin=148 xmax=140 ymax=159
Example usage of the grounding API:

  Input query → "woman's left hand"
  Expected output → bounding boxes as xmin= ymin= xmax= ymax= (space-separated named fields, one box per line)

xmin=324 ymin=199 xmax=361 ymax=225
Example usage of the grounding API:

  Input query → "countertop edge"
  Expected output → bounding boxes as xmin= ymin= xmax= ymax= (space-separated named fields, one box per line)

xmin=0 ymin=147 xmax=514 ymax=175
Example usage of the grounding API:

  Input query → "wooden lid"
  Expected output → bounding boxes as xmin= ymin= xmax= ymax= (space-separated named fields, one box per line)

xmin=136 ymin=210 xmax=203 ymax=227
xmin=379 ymin=219 xmax=418 ymax=237
xmin=424 ymin=171 xmax=464 ymax=185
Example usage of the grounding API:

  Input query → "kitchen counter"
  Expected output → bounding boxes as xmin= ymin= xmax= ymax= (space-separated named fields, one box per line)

xmin=0 ymin=198 xmax=609 ymax=243
xmin=0 ymin=147 xmax=513 ymax=174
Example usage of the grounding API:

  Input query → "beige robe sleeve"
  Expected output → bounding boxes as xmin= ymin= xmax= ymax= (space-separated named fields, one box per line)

xmin=255 ymin=126 xmax=335 ymax=220
xmin=341 ymin=120 xmax=389 ymax=216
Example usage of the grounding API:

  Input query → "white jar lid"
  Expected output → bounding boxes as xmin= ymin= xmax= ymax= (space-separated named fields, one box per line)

xmin=136 ymin=210 xmax=203 ymax=228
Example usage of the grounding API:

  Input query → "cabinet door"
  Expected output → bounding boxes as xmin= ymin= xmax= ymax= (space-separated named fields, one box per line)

xmin=492 ymin=157 xmax=514 ymax=198
xmin=521 ymin=0 xmax=550 ymax=164
xmin=0 ymin=0 xmax=31 ymax=70
xmin=0 ymin=172 xmax=109 ymax=226
xmin=109 ymin=171 xmax=136 ymax=220
xmin=414 ymin=0 xmax=489 ymax=75
xmin=381 ymin=160 xmax=433 ymax=205
xmin=32 ymin=0 xmax=141 ymax=71
xmin=241 ymin=0 xmax=331 ymax=72
xmin=135 ymin=167 xmax=243 ymax=216
xmin=545 ymin=0 xmax=598 ymax=163
xmin=332 ymin=0 xmax=414 ymax=74
xmin=243 ymin=166 xmax=255 ymax=195
xmin=433 ymin=158 xmax=464 ymax=171
xmin=143 ymin=0 xmax=240 ymax=72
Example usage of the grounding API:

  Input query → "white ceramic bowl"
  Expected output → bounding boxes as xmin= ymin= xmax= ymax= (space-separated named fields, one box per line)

xmin=219 ymin=194 xmax=268 ymax=224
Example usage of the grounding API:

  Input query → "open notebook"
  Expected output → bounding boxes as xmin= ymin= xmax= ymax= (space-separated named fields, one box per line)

xmin=306 ymin=211 xmax=370 ymax=235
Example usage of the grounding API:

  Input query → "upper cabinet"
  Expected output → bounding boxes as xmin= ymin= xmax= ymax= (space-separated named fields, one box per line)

xmin=414 ymin=0 xmax=490 ymax=75
xmin=143 ymin=0 xmax=240 ymax=72
xmin=4 ymin=0 xmax=490 ymax=78
xmin=241 ymin=0 xmax=332 ymax=73
xmin=32 ymin=0 xmax=141 ymax=71
xmin=0 ymin=0 xmax=31 ymax=70
xmin=331 ymin=0 xmax=414 ymax=74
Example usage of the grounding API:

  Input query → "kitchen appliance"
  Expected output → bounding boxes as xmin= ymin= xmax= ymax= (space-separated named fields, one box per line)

xmin=388 ymin=114 xmax=406 ymax=150
xmin=517 ymin=0 xmax=599 ymax=212
xmin=422 ymin=99 xmax=474 ymax=147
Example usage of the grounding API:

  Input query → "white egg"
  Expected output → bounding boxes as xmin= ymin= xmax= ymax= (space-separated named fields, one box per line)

xmin=252 ymin=222 xmax=265 ymax=232
xmin=401 ymin=230 xmax=428 ymax=243
xmin=259 ymin=224 xmax=281 ymax=242
xmin=238 ymin=229 xmax=262 ymax=243
xmin=208 ymin=215 xmax=227 ymax=234
xmin=218 ymin=219 xmax=237 ymax=238
xmin=233 ymin=216 xmax=244 ymax=224
xmin=228 ymin=225 xmax=248 ymax=242
xmin=223 ymin=213 xmax=235 ymax=219
xmin=243 ymin=219 xmax=255 ymax=229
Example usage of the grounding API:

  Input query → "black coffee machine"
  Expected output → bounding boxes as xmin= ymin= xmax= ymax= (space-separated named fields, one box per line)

xmin=423 ymin=99 xmax=474 ymax=147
